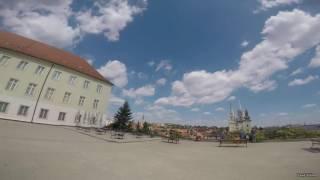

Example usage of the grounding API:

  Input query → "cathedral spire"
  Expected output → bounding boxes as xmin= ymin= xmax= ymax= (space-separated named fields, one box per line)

xmin=238 ymin=100 xmax=242 ymax=111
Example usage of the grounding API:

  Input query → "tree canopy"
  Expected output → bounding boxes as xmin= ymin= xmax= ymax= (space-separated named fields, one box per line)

xmin=112 ymin=101 xmax=132 ymax=131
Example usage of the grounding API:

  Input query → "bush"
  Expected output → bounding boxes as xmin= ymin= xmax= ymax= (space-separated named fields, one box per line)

xmin=256 ymin=127 xmax=320 ymax=141
xmin=255 ymin=131 xmax=266 ymax=142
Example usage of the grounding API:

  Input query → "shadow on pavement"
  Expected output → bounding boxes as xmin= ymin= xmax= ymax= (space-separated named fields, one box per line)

xmin=302 ymin=147 xmax=320 ymax=153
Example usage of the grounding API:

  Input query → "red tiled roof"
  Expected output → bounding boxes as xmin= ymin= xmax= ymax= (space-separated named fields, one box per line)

xmin=0 ymin=31 xmax=112 ymax=85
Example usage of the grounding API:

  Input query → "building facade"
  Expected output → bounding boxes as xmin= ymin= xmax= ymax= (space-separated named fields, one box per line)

xmin=228 ymin=105 xmax=252 ymax=133
xmin=0 ymin=31 xmax=112 ymax=127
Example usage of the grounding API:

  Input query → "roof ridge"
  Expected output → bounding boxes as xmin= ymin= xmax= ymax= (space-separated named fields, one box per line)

xmin=0 ymin=31 xmax=112 ymax=85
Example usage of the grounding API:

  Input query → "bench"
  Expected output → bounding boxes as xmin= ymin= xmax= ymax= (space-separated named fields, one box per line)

xmin=136 ymin=133 xmax=144 ymax=138
xmin=96 ymin=129 xmax=106 ymax=135
xmin=219 ymin=139 xmax=248 ymax=147
xmin=111 ymin=132 xmax=125 ymax=139
xmin=311 ymin=138 xmax=320 ymax=148
xmin=167 ymin=135 xmax=179 ymax=144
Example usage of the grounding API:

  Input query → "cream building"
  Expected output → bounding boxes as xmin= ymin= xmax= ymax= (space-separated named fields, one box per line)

xmin=0 ymin=31 xmax=112 ymax=127
xmin=228 ymin=104 xmax=252 ymax=133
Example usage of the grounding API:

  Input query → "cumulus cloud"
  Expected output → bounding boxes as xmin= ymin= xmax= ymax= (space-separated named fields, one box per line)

xmin=134 ymin=105 xmax=181 ymax=123
xmin=98 ymin=60 xmax=128 ymax=88
xmin=288 ymin=75 xmax=318 ymax=86
xmin=203 ymin=112 xmax=211 ymax=115
xmin=290 ymin=68 xmax=303 ymax=76
xmin=110 ymin=95 xmax=125 ymax=105
xmin=309 ymin=45 xmax=320 ymax=68
xmin=156 ymin=60 xmax=173 ymax=72
xmin=227 ymin=96 xmax=236 ymax=101
xmin=156 ymin=9 xmax=320 ymax=107
xmin=0 ymin=0 xmax=147 ymax=48
xmin=137 ymin=72 xmax=148 ymax=80
xmin=0 ymin=0 xmax=79 ymax=48
xmin=215 ymin=107 xmax=225 ymax=112
xmin=278 ymin=112 xmax=289 ymax=116
xmin=122 ymin=85 xmax=155 ymax=98
xmin=241 ymin=40 xmax=249 ymax=47
xmin=76 ymin=0 xmax=147 ymax=42
xmin=257 ymin=0 xmax=301 ymax=11
xmin=86 ymin=59 xmax=94 ymax=65
xmin=148 ymin=61 xmax=155 ymax=67
xmin=156 ymin=78 xmax=167 ymax=86
xmin=302 ymin=104 xmax=317 ymax=108
xmin=191 ymin=108 xmax=200 ymax=112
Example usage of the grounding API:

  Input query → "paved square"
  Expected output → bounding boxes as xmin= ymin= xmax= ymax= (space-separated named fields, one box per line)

xmin=0 ymin=120 xmax=319 ymax=180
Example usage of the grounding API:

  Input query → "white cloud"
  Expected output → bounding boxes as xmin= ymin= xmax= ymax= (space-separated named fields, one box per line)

xmin=241 ymin=40 xmax=249 ymax=47
xmin=110 ymin=95 xmax=125 ymax=105
xmin=257 ymin=0 xmax=301 ymax=11
xmin=0 ymin=0 xmax=147 ymax=47
xmin=203 ymin=112 xmax=211 ymax=115
xmin=260 ymin=113 xmax=266 ymax=117
xmin=76 ymin=0 xmax=147 ymax=42
xmin=137 ymin=72 xmax=148 ymax=80
xmin=98 ymin=60 xmax=128 ymax=88
xmin=156 ymin=60 xmax=173 ymax=72
xmin=148 ymin=61 xmax=155 ymax=67
xmin=215 ymin=107 xmax=225 ymax=112
xmin=134 ymin=99 xmax=145 ymax=105
xmin=123 ymin=85 xmax=155 ymax=98
xmin=309 ymin=45 xmax=320 ymax=68
xmin=156 ymin=78 xmax=167 ymax=86
xmin=278 ymin=112 xmax=288 ymax=116
xmin=290 ymin=68 xmax=303 ymax=76
xmin=302 ymin=104 xmax=317 ymax=108
xmin=227 ymin=96 xmax=236 ymax=101
xmin=86 ymin=59 xmax=94 ymax=65
xmin=288 ymin=75 xmax=319 ymax=86
xmin=156 ymin=9 xmax=320 ymax=107
xmin=135 ymin=105 xmax=181 ymax=123
xmin=0 ymin=0 xmax=79 ymax=48
xmin=191 ymin=108 xmax=200 ymax=112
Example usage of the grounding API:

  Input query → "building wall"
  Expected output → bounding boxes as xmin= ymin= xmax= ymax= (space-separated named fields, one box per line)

xmin=0 ymin=48 xmax=112 ymax=127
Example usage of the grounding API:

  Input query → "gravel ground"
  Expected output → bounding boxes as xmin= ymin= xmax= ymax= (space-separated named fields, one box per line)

xmin=0 ymin=119 xmax=319 ymax=180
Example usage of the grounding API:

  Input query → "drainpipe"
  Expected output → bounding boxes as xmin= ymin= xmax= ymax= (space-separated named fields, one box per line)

xmin=31 ymin=64 xmax=54 ymax=123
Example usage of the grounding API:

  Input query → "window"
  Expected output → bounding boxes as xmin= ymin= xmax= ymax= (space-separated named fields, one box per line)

xmin=0 ymin=55 xmax=10 ymax=66
xmin=78 ymin=96 xmax=85 ymax=106
xmin=0 ymin=102 xmax=9 ymax=113
xmin=68 ymin=76 xmax=77 ymax=85
xmin=39 ymin=109 xmax=48 ymax=119
xmin=52 ymin=71 xmax=62 ymax=80
xmin=93 ymin=99 xmax=99 ymax=109
xmin=16 ymin=61 xmax=28 ymax=70
xmin=25 ymin=83 xmax=37 ymax=96
xmin=17 ymin=105 xmax=29 ymax=116
xmin=58 ymin=112 xmax=66 ymax=121
xmin=62 ymin=92 xmax=71 ymax=103
xmin=35 ymin=65 xmax=45 ymax=75
xmin=63 ymin=92 xmax=71 ymax=103
xmin=97 ymin=84 xmax=102 ymax=93
xmin=5 ymin=78 xmax=18 ymax=91
xmin=44 ymin=87 xmax=55 ymax=100
xmin=83 ymin=80 xmax=90 ymax=89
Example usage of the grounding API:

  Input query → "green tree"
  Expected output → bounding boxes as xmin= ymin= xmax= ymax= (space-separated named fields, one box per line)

xmin=136 ymin=121 xmax=141 ymax=133
xmin=112 ymin=101 xmax=132 ymax=131
xmin=127 ymin=121 xmax=134 ymax=132
xmin=142 ymin=121 xmax=150 ymax=134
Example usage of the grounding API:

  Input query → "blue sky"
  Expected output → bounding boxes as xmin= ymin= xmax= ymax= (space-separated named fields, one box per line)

xmin=1 ymin=0 xmax=320 ymax=126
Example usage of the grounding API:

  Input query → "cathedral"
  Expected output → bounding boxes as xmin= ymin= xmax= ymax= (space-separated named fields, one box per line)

xmin=228 ymin=104 xmax=252 ymax=133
